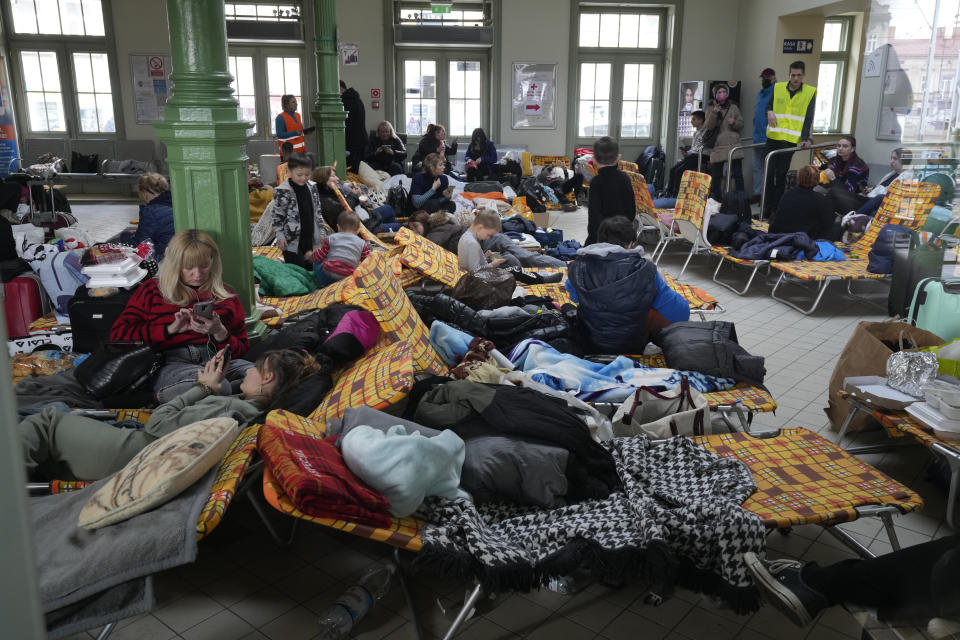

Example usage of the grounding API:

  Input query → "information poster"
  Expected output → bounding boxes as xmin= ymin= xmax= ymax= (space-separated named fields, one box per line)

xmin=512 ymin=63 xmax=556 ymax=129
xmin=0 ymin=56 xmax=19 ymax=177
xmin=131 ymin=54 xmax=173 ymax=123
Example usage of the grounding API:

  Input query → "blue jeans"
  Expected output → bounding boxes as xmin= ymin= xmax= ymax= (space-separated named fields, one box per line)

xmin=313 ymin=263 xmax=344 ymax=288
xmin=153 ymin=344 xmax=254 ymax=404
xmin=752 ymin=146 xmax=768 ymax=196
xmin=374 ymin=204 xmax=396 ymax=223
xmin=855 ymin=193 xmax=885 ymax=218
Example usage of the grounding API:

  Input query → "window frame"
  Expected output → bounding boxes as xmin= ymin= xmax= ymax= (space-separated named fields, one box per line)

xmin=2 ymin=0 xmax=124 ymax=139
xmin=815 ymin=16 xmax=853 ymax=134
xmin=395 ymin=48 xmax=490 ymax=141
xmin=228 ymin=45 xmax=308 ymax=140
xmin=568 ymin=5 xmax=667 ymax=151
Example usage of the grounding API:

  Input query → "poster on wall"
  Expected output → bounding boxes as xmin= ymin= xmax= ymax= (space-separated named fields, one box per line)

xmin=131 ymin=54 xmax=173 ymax=123
xmin=340 ymin=42 xmax=359 ymax=66
xmin=0 ymin=56 xmax=19 ymax=177
xmin=512 ymin=63 xmax=556 ymax=129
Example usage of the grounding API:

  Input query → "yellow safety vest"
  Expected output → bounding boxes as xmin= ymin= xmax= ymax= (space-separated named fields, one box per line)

xmin=766 ymin=83 xmax=816 ymax=144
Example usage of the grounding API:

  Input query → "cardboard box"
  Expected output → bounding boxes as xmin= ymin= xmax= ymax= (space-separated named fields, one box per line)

xmin=533 ymin=211 xmax=553 ymax=229
xmin=842 ymin=375 xmax=917 ymax=412
xmin=8 ymin=331 xmax=74 ymax=356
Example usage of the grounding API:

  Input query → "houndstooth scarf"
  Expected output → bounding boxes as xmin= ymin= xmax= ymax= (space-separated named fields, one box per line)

xmin=416 ymin=436 xmax=766 ymax=612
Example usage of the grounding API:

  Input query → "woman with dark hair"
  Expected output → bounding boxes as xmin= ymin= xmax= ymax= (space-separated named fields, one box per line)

xmin=411 ymin=123 xmax=458 ymax=174
xmin=464 ymin=128 xmax=497 ymax=182
xmin=769 ymin=164 xmax=838 ymax=240
xmin=821 ymin=135 xmax=870 ymax=214
xmin=311 ymin=165 xmax=398 ymax=231
xmin=19 ymin=349 xmax=324 ymax=482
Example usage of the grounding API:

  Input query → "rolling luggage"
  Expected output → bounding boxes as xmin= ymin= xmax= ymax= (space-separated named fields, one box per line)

xmin=67 ymin=284 xmax=137 ymax=354
xmin=908 ymin=278 xmax=960 ymax=342
xmin=888 ymin=232 xmax=944 ymax=319
xmin=2 ymin=273 xmax=47 ymax=338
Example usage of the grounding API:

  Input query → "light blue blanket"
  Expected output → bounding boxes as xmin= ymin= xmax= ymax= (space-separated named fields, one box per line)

xmin=508 ymin=339 xmax=735 ymax=403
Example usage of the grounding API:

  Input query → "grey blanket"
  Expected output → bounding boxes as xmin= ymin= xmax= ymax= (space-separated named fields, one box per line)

xmin=16 ymin=370 xmax=102 ymax=412
xmin=31 ymin=467 xmax=217 ymax=639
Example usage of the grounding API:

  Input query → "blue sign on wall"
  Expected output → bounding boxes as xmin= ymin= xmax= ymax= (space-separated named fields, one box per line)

xmin=783 ymin=39 xmax=815 ymax=54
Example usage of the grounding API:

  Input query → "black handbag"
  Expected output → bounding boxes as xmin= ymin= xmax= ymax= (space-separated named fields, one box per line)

xmin=74 ymin=342 xmax=163 ymax=399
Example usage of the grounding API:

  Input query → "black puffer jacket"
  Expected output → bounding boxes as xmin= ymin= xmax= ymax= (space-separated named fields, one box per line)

xmin=426 ymin=221 xmax=466 ymax=253
xmin=408 ymin=292 xmax=571 ymax=353
xmin=567 ymin=244 xmax=658 ymax=354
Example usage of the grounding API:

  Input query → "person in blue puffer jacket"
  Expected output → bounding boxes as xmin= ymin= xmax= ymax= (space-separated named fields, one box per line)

xmin=752 ymin=68 xmax=777 ymax=202
xmin=121 ymin=173 xmax=175 ymax=260
xmin=566 ymin=216 xmax=689 ymax=354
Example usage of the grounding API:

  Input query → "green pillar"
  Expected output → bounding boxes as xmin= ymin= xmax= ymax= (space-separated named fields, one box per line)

xmin=155 ymin=0 xmax=264 ymax=337
xmin=311 ymin=0 xmax=347 ymax=170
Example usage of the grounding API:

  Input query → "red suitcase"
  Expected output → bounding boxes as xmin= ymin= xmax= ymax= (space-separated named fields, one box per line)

xmin=2 ymin=273 xmax=46 ymax=338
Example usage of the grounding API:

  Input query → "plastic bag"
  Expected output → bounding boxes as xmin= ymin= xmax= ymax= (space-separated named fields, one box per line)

xmin=886 ymin=351 xmax=940 ymax=398
xmin=450 ymin=266 xmax=516 ymax=310
xmin=12 ymin=350 xmax=83 ymax=379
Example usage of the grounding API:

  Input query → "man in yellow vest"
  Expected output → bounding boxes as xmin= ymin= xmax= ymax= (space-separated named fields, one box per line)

xmin=275 ymin=94 xmax=315 ymax=153
xmin=763 ymin=60 xmax=816 ymax=217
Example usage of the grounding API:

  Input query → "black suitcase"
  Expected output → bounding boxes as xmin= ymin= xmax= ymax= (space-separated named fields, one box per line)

xmin=68 ymin=284 xmax=138 ymax=354
xmin=888 ymin=232 xmax=944 ymax=319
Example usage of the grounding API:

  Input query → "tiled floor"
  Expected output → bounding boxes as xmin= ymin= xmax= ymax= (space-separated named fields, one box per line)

xmin=59 ymin=200 xmax=953 ymax=640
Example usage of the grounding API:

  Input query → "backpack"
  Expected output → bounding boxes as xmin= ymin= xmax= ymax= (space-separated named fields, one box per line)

xmin=636 ymin=145 xmax=666 ymax=193
xmin=386 ymin=185 xmax=411 ymax=217
xmin=720 ymin=191 xmax=751 ymax=224
xmin=867 ymin=224 xmax=913 ymax=275
xmin=706 ymin=213 xmax=740 ymax=246
xmin=518 ymin=178 xmax=547 ymax=213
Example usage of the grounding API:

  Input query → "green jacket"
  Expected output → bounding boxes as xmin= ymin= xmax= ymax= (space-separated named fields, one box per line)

xmin=144 ymin=386 xmax=265 ymax=439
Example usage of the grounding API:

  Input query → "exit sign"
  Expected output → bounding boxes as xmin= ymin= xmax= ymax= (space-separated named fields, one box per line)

xmin=431 ymin=4 xmax=452 ymax=13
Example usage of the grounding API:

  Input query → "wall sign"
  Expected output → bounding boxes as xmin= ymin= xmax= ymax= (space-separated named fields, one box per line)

xmin=0 ymin=56 xmax=19 ymax=177
xmin=782 ymin=39 xmax=815 ymax=54
xmin=131 ymin=54 xmax=173 ymax=123
xmin=512 ymin=63 xmax=556 ymax=130
xmin=340 ymin=42 xmax=359 ymax=66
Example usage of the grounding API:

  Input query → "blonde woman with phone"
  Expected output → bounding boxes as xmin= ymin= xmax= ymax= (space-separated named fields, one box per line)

xmin=110 ymin=229 xmax=254 ymax=403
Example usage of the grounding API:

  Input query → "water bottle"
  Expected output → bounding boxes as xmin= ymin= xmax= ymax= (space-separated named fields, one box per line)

xmin=316 ymin=563 xmax=396 ymax=639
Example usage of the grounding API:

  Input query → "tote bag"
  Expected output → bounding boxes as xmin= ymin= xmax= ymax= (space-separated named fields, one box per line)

xmin=611 ymin=376 xmax=710 ymax=439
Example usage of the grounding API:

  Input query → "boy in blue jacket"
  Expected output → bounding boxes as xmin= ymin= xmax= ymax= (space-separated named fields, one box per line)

xmin=566 ymin=216 xmax=689 ymax=353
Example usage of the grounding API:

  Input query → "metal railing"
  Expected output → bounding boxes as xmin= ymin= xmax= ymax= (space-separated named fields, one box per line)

xmin=758 ymin=141 xmax=840 ymax=220
xmin=724 ymin=140 xmax=765 ymax=193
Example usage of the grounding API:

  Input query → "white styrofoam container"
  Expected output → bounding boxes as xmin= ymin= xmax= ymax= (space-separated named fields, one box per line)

xmin=85 ymin=267 xmax=147 ymax=289
xmin=81 ymin=256 xmax=140 ymax=275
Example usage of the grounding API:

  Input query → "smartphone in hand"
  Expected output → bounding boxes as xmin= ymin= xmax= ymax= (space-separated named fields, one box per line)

xmin=193 ymin=300 xmax=214 ymax=319
xmin=221 ymin=345 xmax=232 ymax=366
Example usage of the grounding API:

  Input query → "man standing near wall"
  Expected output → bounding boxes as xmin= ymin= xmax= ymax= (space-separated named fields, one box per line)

xmin=752 ymin=67 xmax=776 ymax=204
xmin=763 ymin=61 xmax=816 ymax=217
xmin=340 ymin=80 xmax=367 ymax=173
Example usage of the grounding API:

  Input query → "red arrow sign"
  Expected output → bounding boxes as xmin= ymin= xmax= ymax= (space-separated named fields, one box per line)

xmin=525 ymin=104 xmax=541 ymax=111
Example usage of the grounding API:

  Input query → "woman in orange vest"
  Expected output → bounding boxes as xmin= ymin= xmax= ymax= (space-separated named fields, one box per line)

xmin=275 ymin=94 xmax=315 ymax=153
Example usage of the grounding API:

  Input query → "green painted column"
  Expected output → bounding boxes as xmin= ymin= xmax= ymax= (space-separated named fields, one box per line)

xmin=155 ymin=0 xmax=263 ymax=337
xmin=311 ymin=0 xmax=347 ymax=170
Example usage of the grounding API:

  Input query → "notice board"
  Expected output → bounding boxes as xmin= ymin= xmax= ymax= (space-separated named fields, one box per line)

xmin=131 ymin=54 xmax=173 ymax=123
xmin=512 ymin=63 xmax=556 ymax=129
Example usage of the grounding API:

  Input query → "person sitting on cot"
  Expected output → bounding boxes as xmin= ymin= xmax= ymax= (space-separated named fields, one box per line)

xmin=457 ymin=209 xmax=506 ymax=272
xmin=308 ymin=209 xmax=371 ymax=288
xmin=566 ymin=216 xmax=689 ymax=354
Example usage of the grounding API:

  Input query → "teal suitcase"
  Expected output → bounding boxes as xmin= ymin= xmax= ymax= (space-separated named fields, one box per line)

xmin=908 ymin=278 xmax=960 ymax=341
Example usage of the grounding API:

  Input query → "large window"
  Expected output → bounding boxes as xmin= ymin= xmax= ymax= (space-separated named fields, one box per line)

xmin=815 ymin=17 xmax=852 ymax=133
xmin=572 ymin=8 xmax=664 ymax=159
xmin=399 ymin=52 xmax=488 ymax=137
xmin=6 ymin=0 xmax=120 ymax=137
xmin=227 ymin=49 xmax=305 ymax=138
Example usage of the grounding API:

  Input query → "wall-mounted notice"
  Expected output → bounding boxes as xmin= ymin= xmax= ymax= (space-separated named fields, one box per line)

xmin=782 ymin=39 xmax=815 ymax=54
xmin=512 ymin=63 xmax=556 ymax=130
xmin=131 ymin=54 xmax=173 ymax=123
xmin=0 ymin=56 xmax=19 ymax=176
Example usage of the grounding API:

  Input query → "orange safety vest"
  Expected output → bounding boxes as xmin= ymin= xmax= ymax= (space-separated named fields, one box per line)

xmin=277 ymin=111 xmax=306 ymax=152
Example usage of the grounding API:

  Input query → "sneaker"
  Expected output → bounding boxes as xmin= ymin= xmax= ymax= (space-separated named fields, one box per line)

xmin=743 ymin=552 xmax=828 ymax=627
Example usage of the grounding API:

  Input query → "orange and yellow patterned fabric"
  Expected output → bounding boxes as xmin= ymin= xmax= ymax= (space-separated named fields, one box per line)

xmin=345 ymin=252 xmax=447 ymax=374
xmin=694 ymin=428 xmax=923 ymax=527
xmin=252 ymin=246 xmax=284 ymax=262
xmin=394 ymin=227 xmax=465 ymax=287
xmin=660 ymin=273 xmax=718 ymax=310
xmin=258 ymin=409 xmax=425 ymax=550
xmin=625 ymin=171 xmax=655 ymax=218
xmin=770 ymin=259 xmax=888 ymax=282
xmin=196 ymin=423 xmax=261 ymax=539
xmin=524 ymin=282 xmax=572 ymax=306
xmin=308 ymin=340 xmax=415 ymax=422
xmin=846 ymin=181 xmax=937 ymax=259
xmin=530 ymin=154 xmax=571 ymax=169
xmin=674 ymin=170 xmax=712 ymax=225
xmin=359 ymin=224 xmax=396 ymax=252
xmin=112 ymin=408 xmax=154 ymax=423
xmin=259 ymin=274 xmax=358 ymax=327
xmin=872 ymin=410 xmax=960 ymax=456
